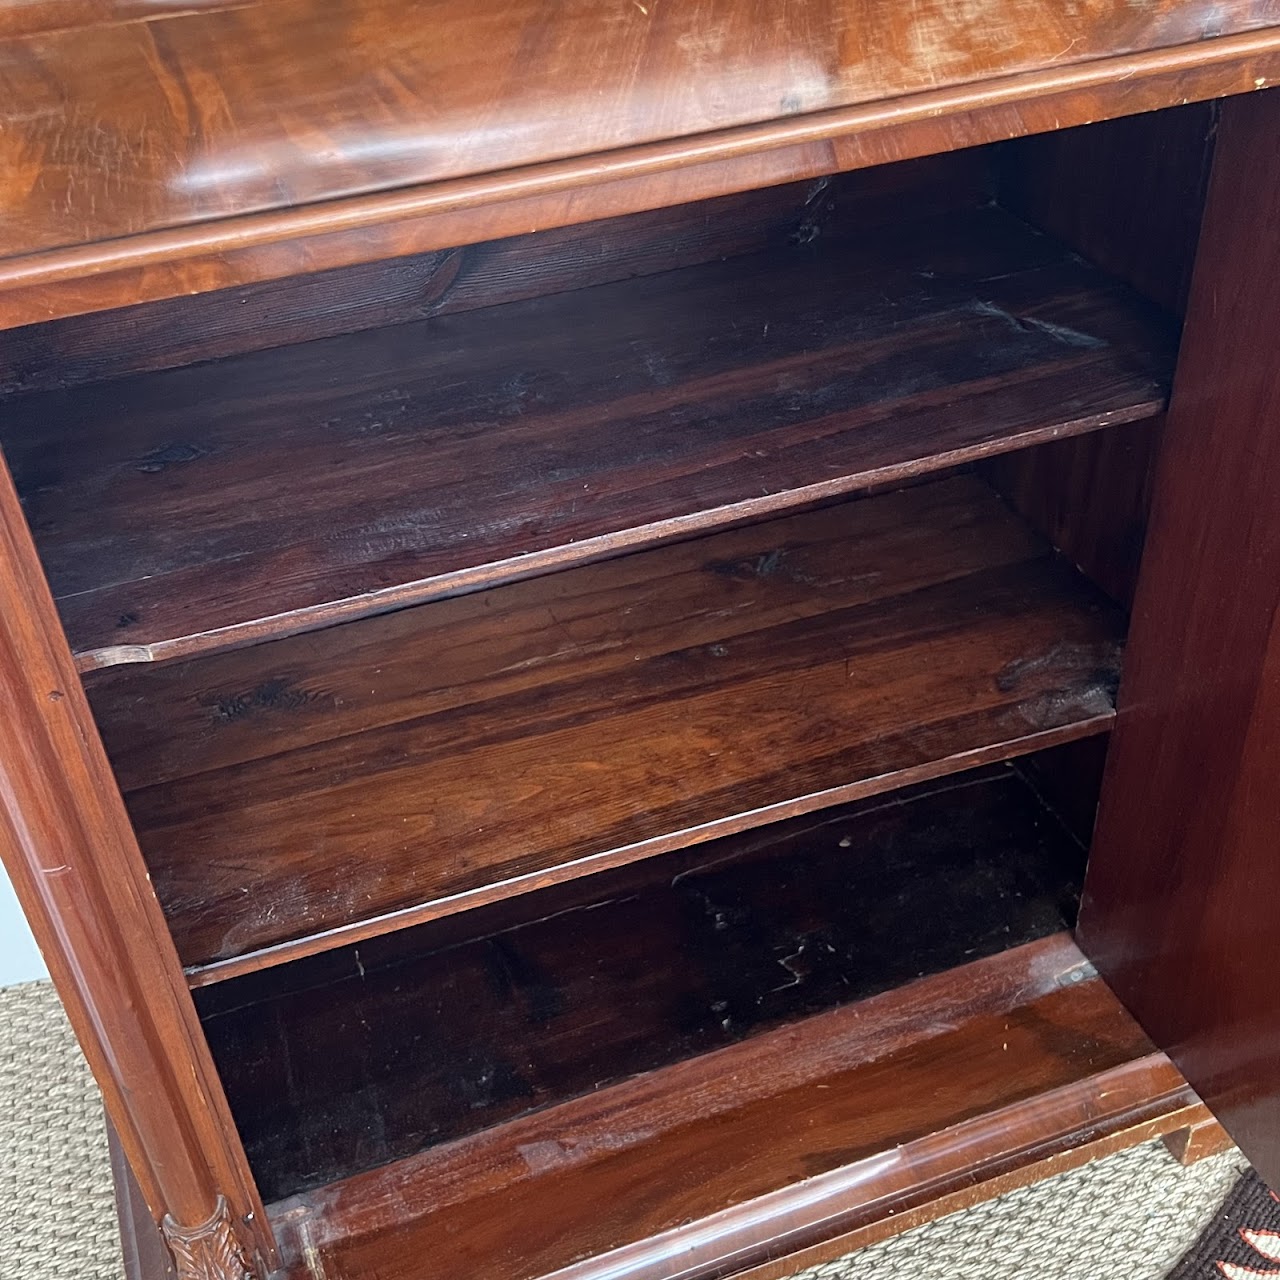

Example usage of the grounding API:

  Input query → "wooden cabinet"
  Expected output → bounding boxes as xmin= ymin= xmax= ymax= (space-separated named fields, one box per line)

xmin=4 ymin=6 xmax=1280 ymax=1278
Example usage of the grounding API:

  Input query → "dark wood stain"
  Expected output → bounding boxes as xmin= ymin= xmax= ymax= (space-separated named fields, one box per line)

xmin=85 ymin=476 xmax=1125 ymax=973
xmin=197 ymin=764 xmax=1089 ymax=1202
xmin=980 ymin=416 xmax=1164 ymax=611
xmin=266 ymin=933 xmax=1194 ymax=1280
xmin=6 ymin=22 xmax=1280 ymax=1278
xmin=1079 ymin=87 xmax=1280 ymax=1192
xmin=2 ymin=1 xmax=1278 ymax=325
xmin=0 ymin=156 xmax=992 ymax=397
xmin=998 ymin=102 xmax=1218 ymax=318
xmin=2 ymin=205 xmax=1173 ymax=669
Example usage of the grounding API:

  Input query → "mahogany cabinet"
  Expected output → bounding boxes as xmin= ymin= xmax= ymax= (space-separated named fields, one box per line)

xmin=4 ymin=5 xmax=1280 ymax=1278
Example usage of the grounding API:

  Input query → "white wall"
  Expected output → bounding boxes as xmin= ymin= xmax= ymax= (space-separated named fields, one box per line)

xmin=0 ymin=865 xmax=48 ymax=986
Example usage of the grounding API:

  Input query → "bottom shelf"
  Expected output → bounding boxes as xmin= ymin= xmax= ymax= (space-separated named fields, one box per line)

xmin=195 ymin=755 xmax=1202 ymax=1280
xmin=199 ymin=761 xmax=1090 ymax=1201
xmin=266 ymin=932 xmax=1202 ymax=1280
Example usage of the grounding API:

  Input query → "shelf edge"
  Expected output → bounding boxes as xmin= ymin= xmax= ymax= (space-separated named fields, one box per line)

xmin=76 ymin=399 xmax=1162 ymax=675
xmin=183 ymin=715 xmax=1113 ymax=987
xmin=265 ymin=933 xmax=1201 ymax=1280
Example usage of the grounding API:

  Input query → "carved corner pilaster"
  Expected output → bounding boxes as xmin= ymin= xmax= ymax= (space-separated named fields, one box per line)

xmin=161 ymin=1197 xmax=262 ymax=1280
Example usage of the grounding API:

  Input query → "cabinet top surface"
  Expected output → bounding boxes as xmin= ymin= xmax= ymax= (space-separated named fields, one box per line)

xmin=3 ymin=0 xmax=1280 ymax=272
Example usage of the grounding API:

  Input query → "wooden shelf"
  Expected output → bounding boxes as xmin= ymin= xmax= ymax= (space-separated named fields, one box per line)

xmin=198 ymin=763 xmax=1089 ymax=1203
xmin=3 ymin=205 xmax=1172 ymax=671
xmin=262 ymin=932 xmax=1199 ymax=1280
xmin=87 ymin=474 xmax=1124 ymax=978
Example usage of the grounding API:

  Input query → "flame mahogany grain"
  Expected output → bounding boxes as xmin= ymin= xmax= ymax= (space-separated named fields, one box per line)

xmin=3 ymin=4 xmax=1280 ymax=325
xmin=5 ymin=14 xmax=1280 ymax=1278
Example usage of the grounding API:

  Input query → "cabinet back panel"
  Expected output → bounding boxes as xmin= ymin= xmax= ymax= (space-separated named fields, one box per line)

xmin=0 ymin=152 xmax=992 ymax=398
xmin=979 ymin=417 xmax=1163 ymax=610
xmin=5 ymin=201 xmax=1171 ymax=671
xmin=997 ymin=103 xmax=1217 ymax=318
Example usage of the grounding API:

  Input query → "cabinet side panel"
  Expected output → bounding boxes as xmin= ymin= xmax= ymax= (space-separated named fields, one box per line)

xmin=997 ymin=102 xmax=1218 ymax=317
xmin=109 ymin=1121 xmax=177 ymax=1280
xmin=0 ymin=454 xmax=273 ymax=1272
xmin=1078 ymin=87 xmax=1280 ymax=1187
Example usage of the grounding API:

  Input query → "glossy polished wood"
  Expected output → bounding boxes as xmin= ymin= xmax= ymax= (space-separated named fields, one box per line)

xmin=268 ymin=933 xmax=1200 ymax=1280
xmin=4 ymin=53 xmax=1280 ymax=333
xmin=87 ymin=476 xmax=1123 ymax=975
xmin=2 ymin=7 xmax=1280 ymax=325
xmin=3 ymin=205 xmax=1172 ymax=669
xmin=1079 ymin=87 xmax=1280 ymax=1191
xmin=7 ymin=17 xmax=1280 ymax=1276
xmin=199 ymin=764 xmax=1087 ymax=1201
xmin=0 ymin=454 xmax=274 ymax=1267
xmin=7 ymin=0 xmax=1270 ymax=257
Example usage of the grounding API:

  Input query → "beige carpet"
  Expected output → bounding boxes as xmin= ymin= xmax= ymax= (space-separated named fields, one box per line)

xmin=0 ymin=980 xmax=1249 ymax=1280
xmin=0 ymin=982 xmax=121 ymax=1280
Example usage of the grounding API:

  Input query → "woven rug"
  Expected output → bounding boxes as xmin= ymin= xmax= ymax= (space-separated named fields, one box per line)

xmin=1168 ymin=1172 xmax=1280 ymax=1280
xmin=0 ymin=979 xmax=1258 ymax=1280
xmin=0 ymin=982 xmax=120 ymax=1280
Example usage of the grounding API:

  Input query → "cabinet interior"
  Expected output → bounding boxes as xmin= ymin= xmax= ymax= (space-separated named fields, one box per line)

xmin=0 ymin=101 xmax=1217 ymax=1255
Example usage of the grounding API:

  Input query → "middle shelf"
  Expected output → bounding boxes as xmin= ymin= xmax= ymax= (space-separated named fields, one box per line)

xmin=85 ymin=472 xmax=1125 ymax=980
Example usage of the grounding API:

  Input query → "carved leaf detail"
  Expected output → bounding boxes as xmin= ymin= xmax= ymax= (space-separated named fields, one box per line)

xmin=162 ymin=1197 xmax=256 ymax=1280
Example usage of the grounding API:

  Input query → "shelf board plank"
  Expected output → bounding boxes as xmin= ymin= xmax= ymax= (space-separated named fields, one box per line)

xmin=266 ymin=932 xmax=1198 ymax=1280
xmin=86 ymin=474 xmax=1125 ymax=976
xmin=197 ymin=764 xmax=1089 ymax=1204
xmin=2 ymin=205 xmax=1172 ymax=670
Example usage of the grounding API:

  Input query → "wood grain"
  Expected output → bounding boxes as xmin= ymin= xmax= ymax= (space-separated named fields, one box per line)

xmin=197 ymin=764 xmax=1087 ymax=1201
xmin=1078 ymin=87 xmax=1280 ymax=1192
xmin=0 ymin=453 xmax=274 ymax=1267
xmin=267 ymin=933 xmax=1198 ymax=1280
xmin=2 ymin=6 xmax=1280 ymax=325
xmin=5 ymin=0 xmax=1266 ymax=258
xmin=85 ymin=476 xmax=1125 ymax=974
xmin=2 ymin=205 xmax=1173 ymax=670
xmin=5 ymin=13 xmax=1280 ymax=1277
xmin=108 ymin=1121 xmax=177 ymax=1280
xmin=0 ymin=155 xmax=992 ymax=397
xmin=980 ymin=417 xmax=1164 ymax=610
xmin=999 ymin=102 xmax=1219 ymax=317
xmin=1163 ymin=1119 xmax=1236 ymax=1167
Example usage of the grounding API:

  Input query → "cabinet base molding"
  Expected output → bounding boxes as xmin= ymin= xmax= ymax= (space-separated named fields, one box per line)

xmin=264 ymin=935 xmax=1204 ymax=1280
xmin=1164 ymin=1121 xmax=1237 ymax=1168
